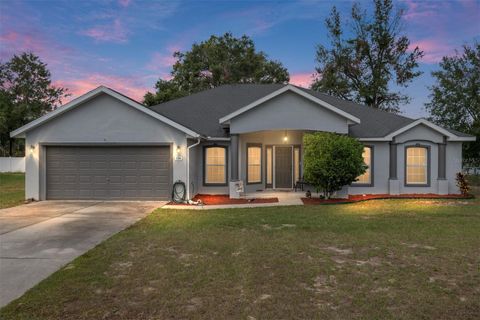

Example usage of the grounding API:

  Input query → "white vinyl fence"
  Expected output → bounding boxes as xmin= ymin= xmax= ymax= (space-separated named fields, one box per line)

xmin=0 ymin=157 xmax=25 ymax=173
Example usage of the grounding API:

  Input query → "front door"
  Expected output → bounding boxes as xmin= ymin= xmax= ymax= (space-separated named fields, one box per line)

xmin=275 ymin=146 xmax=293 ymax=188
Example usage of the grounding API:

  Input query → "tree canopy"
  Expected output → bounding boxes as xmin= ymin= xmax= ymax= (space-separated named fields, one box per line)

xmin=0 ymin=53 xmax=68 ymax=156
xmin=144 ymin=33 xmax=289 ymax=106
xmin=425 ymin=42 xmax=480 ymax=160
xmin=311 ymin=0 xmax=424 ymax=113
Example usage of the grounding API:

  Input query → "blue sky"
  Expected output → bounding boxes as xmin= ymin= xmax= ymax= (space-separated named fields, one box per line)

xmin=1 ymin=0 xmax=479 ymax=118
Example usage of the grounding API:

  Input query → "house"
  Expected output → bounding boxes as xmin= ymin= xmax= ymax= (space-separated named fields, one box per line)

xmin=10 ymin=84 xmax=475 ymax=201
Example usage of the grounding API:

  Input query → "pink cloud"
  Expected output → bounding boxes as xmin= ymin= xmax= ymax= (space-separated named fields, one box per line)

xmin=146 ymin=51 xmax=178 ymax=71
xmin=402 ymin=0 xmax=440 ymax=21
xmin=409 ymin=39 xmax=455 ymax=64
xmin=54 ymin=74 xmax=150 ymax=103
xmin=0 ymin=30 xmax=72 ymax=68
xmin=118 ymin=0 xmax=132 ymax=7
xmin=145 ymin=44 xmax=182 ymax=74
xmin=80 ymin=18 xmax=129 ymax=43
xmin=289 ymin=72 xmax=314 ymax=88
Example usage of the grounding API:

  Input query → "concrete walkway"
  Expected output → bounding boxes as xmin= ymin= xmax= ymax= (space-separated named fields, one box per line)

xmin=0 ymin=201 xmax=164 ymax=307
xmin=162 ymin=191 xmax=304 ymax=209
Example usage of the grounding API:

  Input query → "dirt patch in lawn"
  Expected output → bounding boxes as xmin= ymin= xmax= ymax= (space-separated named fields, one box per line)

xmin=168 ymin=194 xmax=278 ymax=205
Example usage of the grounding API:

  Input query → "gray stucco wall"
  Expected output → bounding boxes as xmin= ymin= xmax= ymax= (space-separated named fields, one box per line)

xmin=348 ymin=142 xmax=390 ymax=195
xmin=395 ymin=140 xmax=461 ymax=194
xmin=395 ymin=124 xmax=445 ymax=144
xmin=230 ymin=91 xmax=350 ymax=134
xmin=393 ymin=124 xmax=462 ymax=194
xmin=194 ymin=141 xmax=231 ymax=195
xmin=445 ymin=142 xmax=462 ymax=193
xmin=350 ymin=127 xmax=462 ymax=195
xmin=193 ymin=127 xmax=463 ymax=196
xmin=24 ymin=93 xmax=188 ymax=200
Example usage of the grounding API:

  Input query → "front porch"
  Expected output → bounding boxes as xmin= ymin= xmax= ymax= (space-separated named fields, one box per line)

xmin=229 ymin=130 xmax=308 ymax=197
xmin=245 ymin=189 xmax=305 ymax=205
xmin=213 ymin=87 xmax=360 ymax=199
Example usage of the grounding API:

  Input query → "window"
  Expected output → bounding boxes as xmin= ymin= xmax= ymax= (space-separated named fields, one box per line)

xmin=247 ymin=144 xmax=262 ymax=184
xmin=405 ymin=146 xmax=429 ymax=185
xmin=204 ymin=146 xmax=227 ymax=185
xmin=266 ymin=146 xmax=273 ymax=187
xmin=294 ymin=146 xmax=301 ymax=183
xmin=354 ymin=146 xmax=373 ymax=185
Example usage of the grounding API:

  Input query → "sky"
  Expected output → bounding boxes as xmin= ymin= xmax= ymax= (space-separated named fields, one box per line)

xmin=0 ymin=0 xmax=479 ymax=118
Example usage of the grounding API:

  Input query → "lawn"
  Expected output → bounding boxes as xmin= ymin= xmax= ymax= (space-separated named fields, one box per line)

xmin=1 ymin=197 xmax=479 ymax=319
xmin=0 ymin=172 xmax=25 ymax=209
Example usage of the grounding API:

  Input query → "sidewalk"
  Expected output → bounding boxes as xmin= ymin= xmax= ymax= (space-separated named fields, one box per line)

xmin=162 ymin=191 xmax=304 ymax=210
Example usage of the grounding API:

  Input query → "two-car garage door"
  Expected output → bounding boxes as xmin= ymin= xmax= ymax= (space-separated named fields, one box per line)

xmin=46 ymin=146 xmax=171 ymax=200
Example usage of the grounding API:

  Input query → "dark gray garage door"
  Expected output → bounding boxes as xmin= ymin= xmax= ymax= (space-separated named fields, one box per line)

xmin=46 ymin=146 xmax=171 ymax=200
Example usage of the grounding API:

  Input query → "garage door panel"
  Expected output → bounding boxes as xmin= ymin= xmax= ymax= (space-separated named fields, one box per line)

xmin=46 ymin=146 xmax=171 ymax=200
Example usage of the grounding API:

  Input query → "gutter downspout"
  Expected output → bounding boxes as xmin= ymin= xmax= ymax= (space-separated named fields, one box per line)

xmin=186 ymin=137 xmax=201 ymax=200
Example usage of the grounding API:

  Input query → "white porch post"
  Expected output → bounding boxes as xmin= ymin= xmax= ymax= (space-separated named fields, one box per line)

xmin=229 ymin=134 xmax=243 ymax=198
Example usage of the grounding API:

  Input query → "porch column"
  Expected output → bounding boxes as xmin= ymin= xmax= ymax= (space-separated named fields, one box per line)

xmin=389 ymin=140 xmax=400 ymax=195
xmin=438 ymin=138 xmax=447 ymax=180
xmin=389 ymin=141 xmax=397 ymax=179
xmin=437 ymin=137 xmax=448 ymax=195
xmin=230 ymin=134 xmax=239 ymax=181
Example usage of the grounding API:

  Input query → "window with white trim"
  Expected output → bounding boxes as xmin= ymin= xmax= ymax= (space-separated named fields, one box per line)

xmin=204 ymin=146 xmax=227 ymax=185
xmin=294 ymin=146 xmax=301 ymax=183
xmin=266 ymin=146 xmax=273 ymax=187
xmin=355 ymin=146 xmax=372 ymax=185
xmin=247 ymin=145 xmax=262 ymax=184
xmin=406 ymin=147 xmax=428 ymax=185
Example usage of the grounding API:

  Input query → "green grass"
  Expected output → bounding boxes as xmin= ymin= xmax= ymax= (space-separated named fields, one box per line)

xmin=0 ymin=172 xmax=25 ymax=209
xmin=1 ymin=197 xmax=479 ymax=319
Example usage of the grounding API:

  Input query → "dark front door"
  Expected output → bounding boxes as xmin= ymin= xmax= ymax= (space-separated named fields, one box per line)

xmin=275 ymin=146 xmax=292 ymax=188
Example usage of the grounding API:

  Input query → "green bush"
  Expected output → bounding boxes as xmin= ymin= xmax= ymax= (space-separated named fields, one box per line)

xmin=303 ymin=132 xmax=366 ymax=198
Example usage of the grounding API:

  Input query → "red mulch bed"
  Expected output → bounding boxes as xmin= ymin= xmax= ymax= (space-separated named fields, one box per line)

xmin=302 ymin=193 xmax=473 ymax=205
xmin=168 ymin=194 xmax=279 ymax=206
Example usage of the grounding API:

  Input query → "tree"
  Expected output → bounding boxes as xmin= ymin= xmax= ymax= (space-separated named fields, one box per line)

xmin=143 ymin=79 xmax=187 ymax=107
xmin=312 ymin=0 xmax=424 ymax=113
xmin=0 ymin=53 xmax=68 ymax=156
xmin=303 ymin=132 xmax=366 ymax=199
xmin=144 ymin=33 xmax=289 ymax=106
xmin=425 ymin=43 xmax=480 ymax=160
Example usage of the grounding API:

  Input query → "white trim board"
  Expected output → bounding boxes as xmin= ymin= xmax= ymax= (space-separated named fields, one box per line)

xmin=219 ymin=85 xmax=361 ymax=124
xmin=10 ymin=86 xmax=201 ymax=138
xmin=357 ymin=119 xmax=476 ymax=142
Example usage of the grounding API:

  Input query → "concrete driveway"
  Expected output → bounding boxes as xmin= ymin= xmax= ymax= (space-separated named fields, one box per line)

xmin=0 ymin=200 xmax=165 ymax=307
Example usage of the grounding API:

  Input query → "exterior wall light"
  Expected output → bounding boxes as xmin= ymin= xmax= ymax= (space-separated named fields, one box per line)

xmin=283 ymin=130 xmax=288 ymax=142
xmin=175 ymin=145 xmax=183 ymax=161
xmin=30 ymin=145 xmax=35 ymax=154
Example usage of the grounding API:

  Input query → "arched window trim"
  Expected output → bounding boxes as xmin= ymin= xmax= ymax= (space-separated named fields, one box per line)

xmin=404 ymin=145 xmax=430 ymax=187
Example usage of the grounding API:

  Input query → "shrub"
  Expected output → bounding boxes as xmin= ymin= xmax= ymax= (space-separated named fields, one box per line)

xmin=303 ymin=132 xmax=366 ymax=199
xmin=456 ymin=172 xmax=470 ymax=196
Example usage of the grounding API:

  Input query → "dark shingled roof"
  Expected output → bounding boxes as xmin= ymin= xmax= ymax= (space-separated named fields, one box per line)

xmin=149 ymin=84 xmax=285 ymax=137
xmin=148 ymin=84 xmax=473 ymax=138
